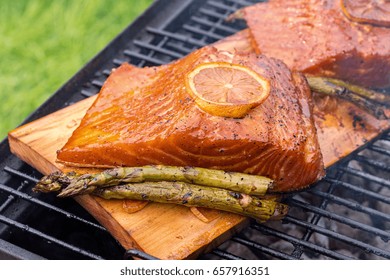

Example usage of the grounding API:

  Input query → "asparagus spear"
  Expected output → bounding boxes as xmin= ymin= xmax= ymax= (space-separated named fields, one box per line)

xmin=92 ymin=181 xmax=288 ymax=222
xmin=306 ymin=76 xmax=389 ymax=120
xmin=33 ymin=171 xmax=77 ymax=193
xmin=58 ymin=165 xmax=274 ymax=197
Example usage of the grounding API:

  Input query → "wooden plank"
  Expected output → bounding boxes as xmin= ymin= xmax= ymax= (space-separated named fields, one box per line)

xmin=8 ymin=96 xmax=248 ymax=260
xmin=312 ymin=95 xmax=389 ymax=166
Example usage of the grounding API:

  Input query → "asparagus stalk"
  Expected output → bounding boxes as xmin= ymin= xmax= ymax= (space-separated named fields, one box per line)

xmin=33 ymin=171 xmax=77 ymax=193
xmin=306 ymin=76 xmax=389 ymax=120
xmin=92 ymin=181 xmax=288 ymax=222
xmin=58 ymin=165 xmax=274 ymax=197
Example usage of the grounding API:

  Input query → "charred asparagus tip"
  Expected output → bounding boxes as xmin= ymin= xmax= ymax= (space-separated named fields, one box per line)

xmin=32 ymin=171 xmax=75 ymax=193
xmin=33 ymin=181 xmax=62 ymax=193
xmin=269 ymin=202 xmax=289 ymax=220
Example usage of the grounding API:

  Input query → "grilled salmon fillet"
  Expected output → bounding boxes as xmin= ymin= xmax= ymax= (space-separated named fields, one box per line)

xmin=56 ymin=46 xmax=325 ymax=192
xmin=237 ymin=0 xmax=390 ymax=88
xmin=215 ymin=29 xmax=390 ymax=166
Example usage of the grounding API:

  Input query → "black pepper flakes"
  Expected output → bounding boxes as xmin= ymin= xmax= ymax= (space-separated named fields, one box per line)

xmin=229 ymin=191 xmax=243 ymax=199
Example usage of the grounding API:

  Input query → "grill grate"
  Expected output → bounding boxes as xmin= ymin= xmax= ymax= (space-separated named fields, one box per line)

xmin=0 ymin=0 xmax=389 ymax=260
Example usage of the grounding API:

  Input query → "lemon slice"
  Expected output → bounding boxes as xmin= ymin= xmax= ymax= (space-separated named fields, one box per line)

xmin=185 ymin=62 xmax=270 ymax=118
xmin=340 ymin=0 xmax=390 ymax=27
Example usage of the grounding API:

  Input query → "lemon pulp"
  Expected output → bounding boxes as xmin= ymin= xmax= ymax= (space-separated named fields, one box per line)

xmin=185 ymin=62 xmax=270 ymax=118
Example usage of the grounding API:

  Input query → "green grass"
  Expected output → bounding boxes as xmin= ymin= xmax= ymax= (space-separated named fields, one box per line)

xmin=0 ymin=0 xmax=153 ymax=140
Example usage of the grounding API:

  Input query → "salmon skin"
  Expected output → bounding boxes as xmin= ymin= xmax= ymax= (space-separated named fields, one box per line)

xmin=237 ymin=0 xmax=390 ymax=88
xmin=57 ymin=47 xmax=325 ymax=192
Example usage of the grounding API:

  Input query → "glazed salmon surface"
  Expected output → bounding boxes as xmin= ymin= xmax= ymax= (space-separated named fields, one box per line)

xmin=57 ymin=46 xmax=325 ymax=192
xmin=239 ymin=0 xmax=390 ymax=88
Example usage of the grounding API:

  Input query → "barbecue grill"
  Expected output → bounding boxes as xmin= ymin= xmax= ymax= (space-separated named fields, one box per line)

xmin=0 ymin=0 xmax=389 ymax=260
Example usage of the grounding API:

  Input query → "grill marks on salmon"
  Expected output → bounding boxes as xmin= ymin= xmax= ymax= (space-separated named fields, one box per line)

xmin=56 ymin=46 xmax=325 ymax=192
xmin=238 ymin=0 xmax=390 ymax=88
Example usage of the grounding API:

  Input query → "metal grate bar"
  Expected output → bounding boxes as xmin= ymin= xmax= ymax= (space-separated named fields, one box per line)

xmin=207 ymin=0 xmax=241 ymax=13
xmin=146 ymin=27 xmax=206 ymax=48
xmin=210 ymin=249 xmax=245 ymax=260
xmin=0 ymin=214 xmax=103 ymax=259
xmin=354 ymin=155 xmax=390 ymax=172
xmin=252 ymin=223 xmax=354 ymax=260
xmin=0 ymin=189 xmax=19 ymax=214
xmin=284 ymin=216 xmax=390 ymax=258
xmin=132 ymin=36 xmax=172 ymax=68
xmin=0 ymin=180 xmax=28 ymax=214
xmin=183 ymin=24 xmax=225 ymax=40
xmin=190 ymin=16 xmax=240 ymax=34
xmin=382 ymin=134 xmax=390 ymax=142
xmin=232 ymin=236 xmax=298 ymax=260
xmin=81 ymin=89 xmax=97 ymax=98
xmin=165 ymin=43 xmax=195 ymax=57
xmin=324 ymin=177 xmax=390 ymax=204
xmin=340 ymin=167 xmax=390 ymax=188
xmin=124 ymin=249 xmax=159 ymax=260
xmin=123 ymin=50 xmax=168 ymax=66
xmin=0 ymin=183 xmax=106 ymax=231
xmin=369 ymin=145 xmax=390 ymax=157
xmin=191 ymin=2 xmax=238 ymax=40
xmin=4 ymin=166 xmax=39 ymax=183
xmin=91 ymin=79 xmax=105 ymax=88
xmin=113 ymin=58 xmax=128 ymax=66
xmin=309 ymin=189 xmax=390 ymax=222
xmin=289 ymin=199 xmax=390 ymax=241
xmin=225 ymin=0 xmax=260 ymax=6
xmin=133 ymin=40 xmax=184 ymax=60
xmin=102 ymin=69 xmax=111 ymax=76
xmin=198 ymin=7 xmax=233 ymax=20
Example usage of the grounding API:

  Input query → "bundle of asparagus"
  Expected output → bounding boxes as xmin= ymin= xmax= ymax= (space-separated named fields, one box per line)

xmin=33 ymin=165 xmax=288 ymax=222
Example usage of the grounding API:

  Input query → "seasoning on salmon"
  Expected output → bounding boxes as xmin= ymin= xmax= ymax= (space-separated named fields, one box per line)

xmin=56 ymin=46 xmax=325 ymax=192
xmin=236 ymin=0 xmax=390 ymax=88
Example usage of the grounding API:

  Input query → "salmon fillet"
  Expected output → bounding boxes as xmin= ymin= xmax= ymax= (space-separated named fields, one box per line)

xmin=56 ymin=46 xmax=325 ymax=192
xmin=215 ymin=30 xmax=390 ymax=167
xmin=238 ymin=0 xmax=390 ymax=88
